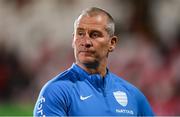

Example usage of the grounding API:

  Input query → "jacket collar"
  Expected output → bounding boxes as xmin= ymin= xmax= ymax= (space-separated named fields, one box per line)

xmin=71 ymin=63 xmax=111 ymax=91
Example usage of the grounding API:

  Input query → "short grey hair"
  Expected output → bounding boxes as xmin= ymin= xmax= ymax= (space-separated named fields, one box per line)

xmin=74 ymin=7 xmax=115 ymax=37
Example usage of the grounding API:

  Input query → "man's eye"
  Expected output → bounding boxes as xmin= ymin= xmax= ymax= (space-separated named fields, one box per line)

xmin=90 ymin=32 xmax=101 ymax=38
xmin=77 ymin=31 xmax=84 ymax=36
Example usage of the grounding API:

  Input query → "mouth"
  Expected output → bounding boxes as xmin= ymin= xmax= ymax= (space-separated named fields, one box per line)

xmin=80 ymin=50 xmax=92 ymax=53
xmin=79 ymin=50 xmax=95 ymax=56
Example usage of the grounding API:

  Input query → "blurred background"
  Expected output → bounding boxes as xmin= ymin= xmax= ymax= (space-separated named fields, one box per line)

xmin=0 ymin=0 xmax=180 ymax=116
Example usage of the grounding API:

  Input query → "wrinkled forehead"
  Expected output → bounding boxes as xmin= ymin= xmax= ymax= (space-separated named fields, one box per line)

xmin=74 ymin=14 xmax=108 ymax=31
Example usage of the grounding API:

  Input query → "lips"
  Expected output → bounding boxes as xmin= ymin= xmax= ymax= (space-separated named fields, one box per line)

xmin=80 ymin=50 xmax=93 ymax=53
xmin=79 ymin=50 xmax=95 ymax=56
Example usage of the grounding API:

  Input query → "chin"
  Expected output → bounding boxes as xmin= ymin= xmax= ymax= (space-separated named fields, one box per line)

xmin=78 ymin=54 xmax=95 ymax=62
xmin=80 ymin=59 xmax=95 ymax=64
xmin=79 ymin=58 xmax=99 ymax=69
xmin=76 ymin=54 xmax=98 ymax=67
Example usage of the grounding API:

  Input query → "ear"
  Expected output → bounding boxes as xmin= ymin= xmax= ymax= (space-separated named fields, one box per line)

xmin=108 ymin=36 xmax=118 ymax=52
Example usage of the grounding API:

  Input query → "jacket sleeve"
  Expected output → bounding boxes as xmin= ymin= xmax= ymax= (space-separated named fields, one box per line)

xmin=33 ymin=83 xmax=69 ymax=116
xmin=137 ymin=90 xmax=155 ymax=116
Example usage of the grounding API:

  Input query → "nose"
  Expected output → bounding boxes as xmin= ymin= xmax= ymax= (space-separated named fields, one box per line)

xmin=81 ymin=35 xmax=92 ymax=48
xmin=84 ymin=39 xmax=92 ymax=48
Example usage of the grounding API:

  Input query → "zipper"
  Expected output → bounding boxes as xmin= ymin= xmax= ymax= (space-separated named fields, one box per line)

xmin=102 ymin=76 xmax=106 ymax=97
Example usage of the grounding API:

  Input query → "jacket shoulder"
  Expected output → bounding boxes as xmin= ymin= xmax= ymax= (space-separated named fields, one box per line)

xmin=110 ymin=72 xmax=144 ymax=96
xmin=40 ymin=69 xmax=78 ymax=95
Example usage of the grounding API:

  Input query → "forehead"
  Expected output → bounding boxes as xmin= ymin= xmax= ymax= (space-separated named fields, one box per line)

xmin=75 ymin=14 xmax=108 ymax=31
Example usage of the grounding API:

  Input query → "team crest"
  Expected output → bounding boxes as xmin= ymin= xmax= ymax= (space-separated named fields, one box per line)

xmin=113 ymin=91 xmax=128 ymax=107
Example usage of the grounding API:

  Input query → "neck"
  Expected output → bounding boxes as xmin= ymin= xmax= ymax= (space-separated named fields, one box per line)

xmin=76 ymin=60 xmax=107 ymax=77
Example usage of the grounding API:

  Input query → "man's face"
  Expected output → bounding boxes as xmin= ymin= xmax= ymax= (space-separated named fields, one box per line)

xmin=72 ymin=14 xmax=116 ymax=66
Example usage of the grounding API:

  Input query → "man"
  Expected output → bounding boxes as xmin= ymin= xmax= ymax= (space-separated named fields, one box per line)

xmin=33 ymin=7 xmax=154 ymax=116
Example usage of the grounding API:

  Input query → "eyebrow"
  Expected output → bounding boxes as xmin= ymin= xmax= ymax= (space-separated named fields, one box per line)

xmin=76 ymin=27 xmax=104 ymax=32
xmin=76 ymin=27 xmax=85 ymax=31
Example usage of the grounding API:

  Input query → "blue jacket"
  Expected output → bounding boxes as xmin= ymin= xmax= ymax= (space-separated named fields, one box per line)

xmin=33 ymin=63 xmax=154 ymax=116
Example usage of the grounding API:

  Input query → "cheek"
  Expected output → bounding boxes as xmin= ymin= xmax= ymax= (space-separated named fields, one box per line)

xmin=73 ymin=39 xmax=80 ymax=49
xmin=96 ymin=42 xmax=109 ymax=55
xmin=74 ymin=38 xmax=82 ymax=45
xmin=101 ymin=46 xmax=109 ymax=55
xmin=73 ymin=39 xmax=82 ymax=56
xmin=97 ymin=40 xmax=109 ymax=49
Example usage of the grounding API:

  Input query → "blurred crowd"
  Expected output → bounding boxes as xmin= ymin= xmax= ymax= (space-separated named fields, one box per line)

xmin=0 ymin=0 xmax=180 ymax=115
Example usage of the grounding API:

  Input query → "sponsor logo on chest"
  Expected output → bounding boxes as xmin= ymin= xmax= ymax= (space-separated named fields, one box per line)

xmin=113 ymin=91 xmax=134 ymax=115
xmin=113 ymin=91 xmax=128 ymax=107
